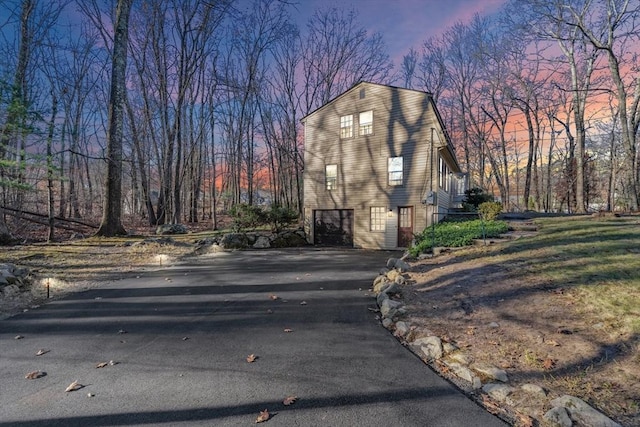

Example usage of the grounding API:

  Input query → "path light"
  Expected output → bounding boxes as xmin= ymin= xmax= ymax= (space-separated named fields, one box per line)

xmin=154 ymin=254 xmax=171 ymax=266
xmin=40 ymin=277 xmax=66 ymax=299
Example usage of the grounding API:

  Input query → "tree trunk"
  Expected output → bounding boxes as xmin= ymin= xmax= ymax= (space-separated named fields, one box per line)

xmin=95 ymin=0 xmax=132 ymax=237
xmin=46 ymin=94 xmax=58 ymax=242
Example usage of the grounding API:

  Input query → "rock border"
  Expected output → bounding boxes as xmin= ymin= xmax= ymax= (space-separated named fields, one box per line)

xmin=373 ymin=256 xmax=622 ymax=427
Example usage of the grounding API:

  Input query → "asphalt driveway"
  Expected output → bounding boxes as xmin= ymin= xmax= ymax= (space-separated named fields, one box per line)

xmin=0 ymin=248 xmax=506 ymax=426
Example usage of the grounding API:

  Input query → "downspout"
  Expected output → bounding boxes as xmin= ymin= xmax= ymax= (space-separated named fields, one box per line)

xmin=431 ymin=128 xmax=436 ymax=248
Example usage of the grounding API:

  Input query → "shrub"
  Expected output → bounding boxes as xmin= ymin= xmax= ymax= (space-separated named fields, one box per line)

xmin=267 ymin=206 xmax=299 ymax=232
xmin=229 ymin=203 xmax=267 ymax=231
xmin=478 ymin=201 xmax=503 ymax=221
xmin=462 ymin=187 xmax=494 ymax=210
xmin=229 ymin=203 xmax=299 ymax=232
xmin=409 ymin=219 xmax=509 ymax=256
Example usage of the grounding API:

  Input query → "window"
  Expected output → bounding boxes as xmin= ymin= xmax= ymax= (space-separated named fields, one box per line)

xmin=340 ymin=115 xmax=353 ymax=138
xmin=439 ymin=156 xmax=449 ymax=191
xmin=370 ymin=207 xmax=386 ymax=231
xmin=359 ymin=110 xmax=373 ymax=135
xmin=388 ymin=157 xmax=403 ymax=186
xmin=326 ymin=164 xmax=337 ymax=190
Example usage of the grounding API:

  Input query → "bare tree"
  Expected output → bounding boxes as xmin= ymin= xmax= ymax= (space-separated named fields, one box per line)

xmin=300 ymin=6 xmax=393 ymax=115
xmin=565 ymin=0 xmax=640 ymax=210
xmin=95 ymin=0 xmax=132 ymax=236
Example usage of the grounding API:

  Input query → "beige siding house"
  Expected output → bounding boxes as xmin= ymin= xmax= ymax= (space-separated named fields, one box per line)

xmin=302 ymin=82 xmax=465 ymax=250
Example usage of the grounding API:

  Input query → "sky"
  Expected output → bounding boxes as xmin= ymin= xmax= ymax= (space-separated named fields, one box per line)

xmin=289 ymin=0 xmax=508 ymax=62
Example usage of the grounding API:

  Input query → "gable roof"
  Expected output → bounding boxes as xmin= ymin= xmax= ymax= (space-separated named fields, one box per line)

xmin=301 ymin=81 xmax=434 ymax=122
xmin=302 ymin=81 xmax=460 ymax=172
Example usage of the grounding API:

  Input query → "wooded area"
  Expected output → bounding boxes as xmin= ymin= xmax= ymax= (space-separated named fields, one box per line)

xmin=0 ymin=0 xmax=638 ymax=241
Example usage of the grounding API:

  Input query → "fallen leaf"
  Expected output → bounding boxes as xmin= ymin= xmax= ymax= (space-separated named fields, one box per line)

xmin=543 ymin=358 xmax=556 ymax=370
xmin=367 ymin=307 xmax=380 ymax=313
xmin=25 ymin=371 xmax=44 ymax=379
xmin=481 ymin=395 xmax=501 ymax=415
xmin=283 ymin=395 xmax=297 ymax=406
xmin=435 ymin=360 xmax=450 ymax=374
xmin=14 ymin=335 xmax=24 ymax=340
xmin=65 ymin=380 xmax=83 ymax=392
xmin=95 ymin=362 xmax=108 ymax=369
xmin=300 ymin=301 xmax=307 ymax=305
xmin=283 ymin=328 xmax=293 ymax=333
xmin=247 ymin=354 xmax=258 ymax=363
xmin=36 ymin=349 xmax=49 ymax=356
xmin=255 ymin=409 xmax=270 ymax=423
xmin=516 ymin=412 xmax=535 ymax=427
xmin=269 ymin=294 xmax=279 ymax=300
xmin=117 ymin=329 xmax=127 ymax=334
xmin=546 ymin=340 xmax=561 ymax=347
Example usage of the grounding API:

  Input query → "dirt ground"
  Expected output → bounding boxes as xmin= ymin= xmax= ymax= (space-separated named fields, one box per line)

xmin=399 ymin=239 xmax=639 ymax=426
xmin=2 ymin=230 xmax=639 ymax=426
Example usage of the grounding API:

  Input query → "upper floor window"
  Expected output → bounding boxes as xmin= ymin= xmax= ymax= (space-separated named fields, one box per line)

xmin=439 ymin=156 xmax=449 ymax=191
xmin=326 ymin=164 xmax=337 ymax=190
xmin=340 ymin=115 xmax=353 ymax=138
xmin=359 ymin=110 xmax=373 ymax=135
xmin=370 ymin=206 xmax=386 ymax=231
xmin=388 ymin=157 xmax=403 ymax=186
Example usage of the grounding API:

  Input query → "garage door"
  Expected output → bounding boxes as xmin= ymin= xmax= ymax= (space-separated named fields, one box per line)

xmin=313 ymin=209 xmax=354 ymax=246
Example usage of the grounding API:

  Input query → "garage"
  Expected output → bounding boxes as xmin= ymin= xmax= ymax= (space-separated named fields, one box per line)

xmin=313 ymin=209 xmax=354 ymax=246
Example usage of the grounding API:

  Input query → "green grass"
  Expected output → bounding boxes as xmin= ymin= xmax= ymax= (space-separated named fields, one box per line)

xmin=494 ymin=215 xmax=640 ymax=335
xmin=409 ymin=219 xmax=509 ymax=256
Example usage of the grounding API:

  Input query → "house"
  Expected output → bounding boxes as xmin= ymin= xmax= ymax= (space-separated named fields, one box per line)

xmin=301 ymin=81 xmax=466 ymax=249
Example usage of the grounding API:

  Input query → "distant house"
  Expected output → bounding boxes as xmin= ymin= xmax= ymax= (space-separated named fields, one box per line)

xmin=301 ymin=81 xmax=466 ymax=249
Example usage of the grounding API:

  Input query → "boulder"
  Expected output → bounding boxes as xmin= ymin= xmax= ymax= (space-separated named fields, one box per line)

xmin=379 ymin=298 xmax=403 ymax=318
xmin=245 ymin=233 xmax=258 ymax=245
xmin=543 ymin=407 xmax=573 ymax=427
xmin=447 ymin=362 xmax=482 ymax=388
xmin=372 ymin=275 xmax=388 ymax=293
xmin=521 ymin=383 xmax=546 ymax=397
xmin=394 ymin=321 xmax=410 ymax=337
xmin=448 ymin=352 xmax=473 ymax=365
xmin=482 ymin=383 xmax=516 ymax=403
xmin=383 ymin=282 xmax=399 ymax=295
xmin=271 ymin=231 xmax=307 ymax=248
xmin=550 ymin=395 xmax=622 ymax=427
xmin=376 ymin=291 xmax=389 ymax=307
xmin=220 ymin=233 xmax=249 ymax=249
xmin=253 ymin=236 xmax=271 ymax=249
xmin=394 ymin=258 xmax=411 ymax=272
xmin=473 ymin=364 xmax=508 ymax=383
xmin=156 ymin=224 xmax=188 ymax=235
xmin=386 ymin=269 xmax=401 ymax=282
xmin=413 ymin=336 xmax=443 ymax=360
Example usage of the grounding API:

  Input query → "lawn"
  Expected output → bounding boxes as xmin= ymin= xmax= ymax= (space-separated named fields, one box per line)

xmin=402 ymin=214 xmax=640 ymax=426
